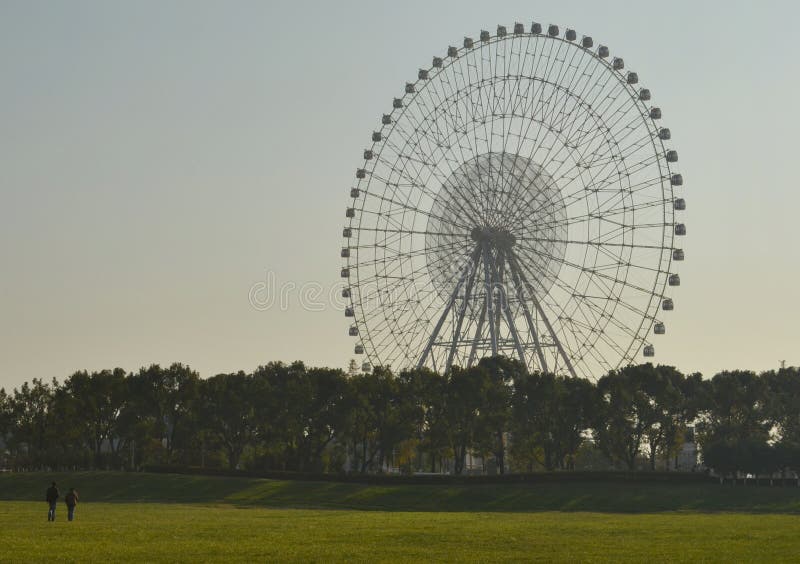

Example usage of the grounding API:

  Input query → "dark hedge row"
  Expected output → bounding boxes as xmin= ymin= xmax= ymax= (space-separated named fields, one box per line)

xmin=142 ymin=464 xmax=715 ymax=485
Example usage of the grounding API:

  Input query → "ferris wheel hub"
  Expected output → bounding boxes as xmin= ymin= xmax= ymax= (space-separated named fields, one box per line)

xmin=426 ymin=152 xmax=567 ymax=303
xmin=470 ymin=226 xmax=516 ymax=249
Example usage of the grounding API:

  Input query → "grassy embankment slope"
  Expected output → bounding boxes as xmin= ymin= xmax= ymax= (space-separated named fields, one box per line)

xmin=2 ymin=471 xmax=800 ymax=512
xmin=2 ymin=472 xmax=800 ymax=562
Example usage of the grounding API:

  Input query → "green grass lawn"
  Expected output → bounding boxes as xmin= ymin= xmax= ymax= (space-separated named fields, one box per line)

xmin=2 ymin=472 xmax=800 ymax=562
xmin=3 ymin=502 xmax=800 ymax=562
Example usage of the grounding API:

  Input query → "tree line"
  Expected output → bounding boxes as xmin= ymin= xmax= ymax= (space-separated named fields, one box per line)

xmin=1 ymin=358 xmax=798 ymax=478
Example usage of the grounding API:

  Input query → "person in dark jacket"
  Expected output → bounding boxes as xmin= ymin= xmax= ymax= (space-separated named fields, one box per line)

xmin=64 ymin=488 xmax=79 ymax=521
xmin=45 ymin=482 xmax=59 ymax=522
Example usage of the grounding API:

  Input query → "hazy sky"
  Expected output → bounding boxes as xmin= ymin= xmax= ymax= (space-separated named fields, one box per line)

xmin=1 ymin=0 xmax=798 ymax=390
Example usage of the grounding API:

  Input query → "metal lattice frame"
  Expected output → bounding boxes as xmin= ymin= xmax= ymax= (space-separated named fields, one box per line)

xmin=340 ymin=23 xmax=685 ymax=379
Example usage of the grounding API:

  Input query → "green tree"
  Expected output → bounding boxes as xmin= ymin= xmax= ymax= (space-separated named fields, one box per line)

xmin=130 ymin=363 xmax=201 ymax=463
xmin=441 ymin=365 xmax=493 ymax=475
xmin=341 ymin=371 xmax=378 ymax=472
xmin=253 ymin=361 xmax=348 ymax=472
xmin=61 ymin=368 xmax=129 ymax=468
xmin=510 ymin=371 xmax=597 ymax=471
xmin=295 ymin=366 xmax=348 ymax=472
xmin=639 ymin=365 xmax=699 ymax=470
xmin=399 ymin=367 xmax=447 ymax=473
xmin=594 ymin=364 xmax=699 ymax=471
xmin=474 ymin=357 xmax=520 ymax=474
xmin=696 ymin=370 xmax=771 ymax=479
xmin=8 ymin=379 xmax=58 ymax=468
xmin=199 ymin=372 xmax=258 ymax=470
xmin=341 ymin=367 xmax=413 ymax=473
xmin=773 ymin=441 xmax=800 ymax=482
xmin=697 ymin=370 xmax=770 ymax=446
xmin=0 ymin=388 xmax=11 ymax=441
xmin=594 ymin=365 xmax=658 ymax=470
xmin=0 ymin=388 xmax=12 ymax=468
xmin=701 ymin=440 xmax=738 ymax=479
xmin=763 ymin=366 xmax=800 ymax=444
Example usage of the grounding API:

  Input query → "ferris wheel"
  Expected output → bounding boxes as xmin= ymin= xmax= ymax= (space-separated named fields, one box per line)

xmin=340 ymin=22 xmax=685 ymax=378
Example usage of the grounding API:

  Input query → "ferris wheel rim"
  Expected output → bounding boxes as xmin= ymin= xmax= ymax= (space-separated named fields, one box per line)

xmin=341 ymin=23 xmax=683 ymax=378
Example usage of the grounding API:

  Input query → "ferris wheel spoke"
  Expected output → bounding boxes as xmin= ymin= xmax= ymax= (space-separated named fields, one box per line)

xmin=504 ymin=37 xmax=548 ymax=159
xmin=374 ymin=87 xmax=486 ymax=225
xmin=556 ymin=262 xmax=659 ymax=346
xmin=398 ymin=87 xmax=496 ymax=223
xmin=500 ymin=93 xmax=636 ymax=230
xmin=572 ymin=288 xmax=659 ymax=329
xmin=529 ymin=75 xmax=626 ymax=177
xmin=491 ymin=37 xmax=535 ymax=213
xmin=544 ymin=132 xmax=631 ymax=198
xmin=562 ymin=121 xmax=659 ymax=183
xmin=550 ymin=191 xmax=668 ymax=231
xmin=564 ymin=314 xmax=628 ymax=374
xmin=514 ymin=241 xmax=654 ymax=297
xmin=358 ymin=193 xmax=475 ymax=233
xmin=496 ymin=45 xmax=563 ymax=203
xmin=515 ymin=235 xmax=667 ymax=252
xmin=556 ymin=127 xmax=659 ymax=190
xmin=446 ymin=54 xmax=483 ymax=158
xmin=560 ymin=174 xmax=666 ymax=214
xmin=467 ymin=44 xmax=493 ymax=160
xmin=543 ymin=123 xmax=652 ymax=209
xmin=569 ymin=292 xmax=648 ymax=360
xmin=511 ymin=40 xmax=576 ymax=179
xmin=351 ymin=226 xmax=464 ymax=237
xmin=558 ymin=76 xmax=638 ymax=152
xmin=364 ymin=251 xmax=471 ymax=286
xmin=539 ymin=264 xmax=642 ymax=363
xmin=513 ymin=245 xmax=611 ymax=336
xmin=519 ymin=59 xmax=613 ymax=170
xmin=498 ymin=36 xmax=534 ymax=148
xmin=537 ymin=107 xmax=646 ymax=203
xmin=351 ymin=242 xmax=467 ymax=273
xmin=537 ymin=49 xmax=594 ymax=140
xmin=375 ymin=134 xmax=461 ymax=214
xmin=557 ymin=56 xmax=620 ymax=138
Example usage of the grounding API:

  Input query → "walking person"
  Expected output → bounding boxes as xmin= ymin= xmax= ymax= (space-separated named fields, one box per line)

xmin=64 ymin=488 xmax=79 ymax=522
xmin=45 ymin=482 xmax=59 ymax=522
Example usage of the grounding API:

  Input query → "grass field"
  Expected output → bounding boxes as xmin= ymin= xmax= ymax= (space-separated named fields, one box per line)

xmin=2 ymin=472 xmax=800 ymax=562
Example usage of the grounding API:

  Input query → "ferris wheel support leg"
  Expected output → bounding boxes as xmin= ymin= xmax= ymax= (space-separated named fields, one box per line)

xmin=482 ymin=245 xmax=499 ymax=357
xmin=487 ymin=254 xmax=527 ymax=368
xmin=445 ymin=247 xmax=482 ymax=374
xmin=508 ymin=253 xmax=578 ymax=379
xmin=494 ymin=249 xmax=505 ymax=333
xmin=507 ymin=255 xmax=549 ymax=373
xmin=467 ymin=299 xmax=486 ymax=368
xmin=416 ymin=254 xmax=473 ymax=370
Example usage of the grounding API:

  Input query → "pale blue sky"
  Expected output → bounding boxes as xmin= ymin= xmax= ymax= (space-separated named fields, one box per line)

xmin=1 ymin=0 xmax=798 ymax=389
